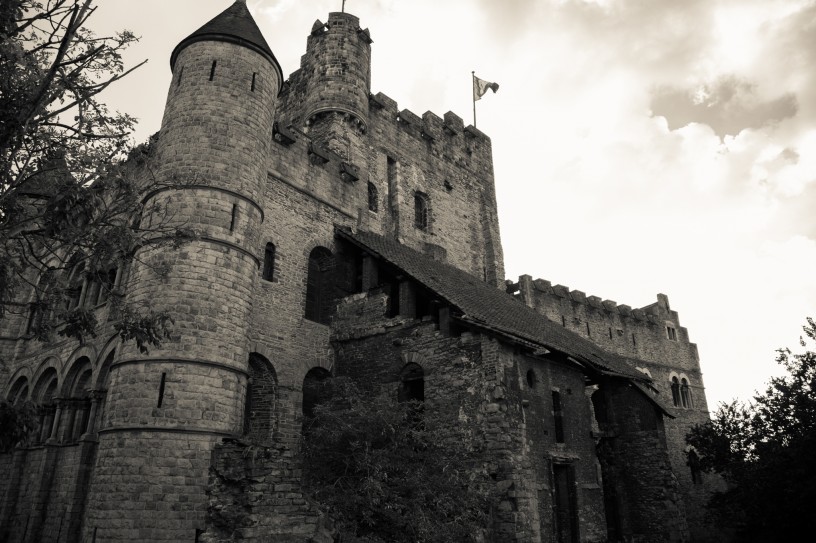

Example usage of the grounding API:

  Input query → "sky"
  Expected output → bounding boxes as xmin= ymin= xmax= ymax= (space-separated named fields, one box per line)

xmin=89 ymin=0 xmax=816 ymax=408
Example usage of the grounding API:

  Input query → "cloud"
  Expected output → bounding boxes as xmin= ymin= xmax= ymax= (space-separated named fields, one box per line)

xmin=650 ymin=77 xmax=798 ymax=138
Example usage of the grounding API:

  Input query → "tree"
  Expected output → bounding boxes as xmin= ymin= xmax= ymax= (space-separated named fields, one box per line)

xmin=302 ymin=377 xmax=495 ymax=542
xmin=687 ymin=317 xmax=816 ymax=542
xmin=0 ymin=0 xmax=191 ymax=351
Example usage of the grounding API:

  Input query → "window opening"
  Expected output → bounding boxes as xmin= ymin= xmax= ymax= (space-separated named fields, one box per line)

xmin=666 ymin=326 xmax=677 ymax=340
xmin=262 ymin=243 xmax=276 ymax=281
xmin=552 ymin=390 xmax=565 ymax=443
xmin=386 ymin=156 xmax=396 ymax=209
xmin=680 ymin=378 xmax=692 ymax=408
xmin=229 ymin=204 xmax=237 ymax=232
xmin=209 ymin=60 xmax=217 ymax=81
xmin=251 ymin=72 xmax=257 ymax=92
xmin=244 ymin=354 xmax=277 ymax=443
xmin=305 ymin=247 xmax=335 ymax=324
xmin=177 ymin=66 xmax=183 ymax=87
xmin=157 ymin=373 xmax=167 ymax=408
xmin=367 ymin=182 xmax=379 ymax=212
xmin=526 ymin=369 xmax=536 ymax=388
xmin=671 ymin=376 xmax=681 ymax=407
xmin=414 ymin=192 xmax=429 ymax=230
xmin=302 ymin=367 xmax=331 ymax=419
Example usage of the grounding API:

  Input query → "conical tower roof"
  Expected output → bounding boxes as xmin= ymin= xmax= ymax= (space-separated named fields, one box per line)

xmin=170 ymin=0 xmax=281 ymax=80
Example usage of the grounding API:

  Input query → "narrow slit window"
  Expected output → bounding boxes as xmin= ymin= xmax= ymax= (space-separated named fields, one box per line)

xmin=367 ymin=182 xmax=379 ymax=212
xmin=586 ymin=322 xmax=591 ymax=336
xmin=666 ymin=326 xmax=677 ymax=340
xmin=262 ymin=243 xmax=276 ymax=282
xmin=608 ymin=327 xmax=612 ymax=339
xmin=209 ymin=60 xmax=217 ymax=81
xmin=414 ymin=192 xmax=429 ymax=230
xmin=251 ymin=72 xmax=257 ymax=92
xmin=552 ymin=390 xmax=565 ymax=443
xmin=229 ymin=204 xmax=238 ymax=232
xmin=157 ymin=373 xmax=167 ymax=408
xmin=177 ymin=66 xmax=184 ymax=87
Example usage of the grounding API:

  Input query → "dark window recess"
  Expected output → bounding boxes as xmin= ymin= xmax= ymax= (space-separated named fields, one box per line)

xmin=667 ymin=326 xmax=677 ymax=340
xmin=387 ymin=281 xmax=400 ymax=318
xmin=681 ymin=378 xmax=692 ymax=408
xmin=251 ymin=72 xmax=257 ymax=92
xmin=229 ymin=204 xmax=237 ymax=232
xmin=398 ymin=363 xmax=424 ymax=426
xmin=157 ymin=373 xmax=167 ymax=408
xmin=209 ymin=60 xmax=217 ymax=81
xmin=526 ymin=369 xmax=536 ymax=388
xmin=398 ymin=363 xmax=424 ymax=402
xmin=177 ymin=66 xmax=183 ymax=87
xmin=367 ymin=182 xmax=379 ymax=212
xmin=552 ymin=390 xmax=565 ymax=443
xmin=632 ymin=333 xmax=636 ymax=346
xmin=586 ymin=322 xmax=591 ymax=336
xmin=262 ymin=243 xmax=276 ymax=281
xmin=608 ymin=327 xmax=613 ymax=339
xmin=302 ymin=367 xmax=331 ymax=419
xmin=305 ymin=247 xmax=335 ymax=324
xmin=414 ymin=192 xmax=429 ymax=230
xmin=386 ymin=156 xmax=396 ymax=208
xmin=671 ymin=377 xmax=681 ymax=407
xmin=244 ymin=354 xmax=277 ymax=442
xmin=553 ymin=464 xmax=580 ymax=543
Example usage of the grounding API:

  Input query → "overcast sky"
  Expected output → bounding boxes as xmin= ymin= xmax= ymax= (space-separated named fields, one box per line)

xmin=90 ymin=0 xmax=816 ymax=408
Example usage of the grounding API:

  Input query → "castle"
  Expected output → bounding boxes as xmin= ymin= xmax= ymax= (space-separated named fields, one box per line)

xmin=0 ymin=2 xmax=723 ymax=541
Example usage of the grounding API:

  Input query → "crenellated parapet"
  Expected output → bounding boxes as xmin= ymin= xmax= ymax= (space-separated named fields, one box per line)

xmin=365 ymin=91 xmax=493 ymax=169
xmin=511 ymin=275 xmax=699 ymax=375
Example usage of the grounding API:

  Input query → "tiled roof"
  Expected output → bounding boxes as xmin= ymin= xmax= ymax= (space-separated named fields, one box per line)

xmin=337 ymin=228 xmax=649 ymax=382
xmin=170 ymin=1 xmax=281 ymax=81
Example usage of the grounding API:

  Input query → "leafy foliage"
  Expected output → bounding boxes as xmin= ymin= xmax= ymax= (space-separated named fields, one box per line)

xmin=302 ymin=377 xmax=495 ymax=542
xmin=687 ymin=317 xmax=816 ymax=542
xmin=0 ymin=1 xmax=192 ymax=349
xmin=0 ymin=401 xmax=38 ymax=452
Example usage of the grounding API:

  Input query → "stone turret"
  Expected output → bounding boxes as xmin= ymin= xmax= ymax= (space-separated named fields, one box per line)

xmin=82 ymin=2 xmax=283 ymax=540
xmin=300 ymin=11 xmax=372 ymax=163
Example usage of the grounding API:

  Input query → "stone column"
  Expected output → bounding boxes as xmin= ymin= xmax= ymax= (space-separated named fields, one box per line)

xmin=46 ymin=401 xmax=63 ymax=443
xmin=81 ymin=390 xmax=105 ymax=439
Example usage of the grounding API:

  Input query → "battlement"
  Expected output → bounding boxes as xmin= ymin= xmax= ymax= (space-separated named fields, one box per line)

xmin=367 ymin=90 xmax=492 ymax=167
xmin=510 ymin=275 xmax=698 ymax=370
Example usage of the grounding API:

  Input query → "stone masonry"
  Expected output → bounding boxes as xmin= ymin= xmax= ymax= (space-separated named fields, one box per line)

xmin=0 ymin=2 xmax=720 ymax=542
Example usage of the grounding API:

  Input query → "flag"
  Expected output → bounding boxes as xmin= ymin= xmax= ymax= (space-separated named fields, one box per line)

xmin=473 ymin=75 xmax=499 ymax=101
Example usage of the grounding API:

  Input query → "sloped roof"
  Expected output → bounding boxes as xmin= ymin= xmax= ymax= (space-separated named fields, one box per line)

xmin=170 ymin=1 xmax=282 ymax=82
xmin=337 ymin=228 xmax=649 ymax=382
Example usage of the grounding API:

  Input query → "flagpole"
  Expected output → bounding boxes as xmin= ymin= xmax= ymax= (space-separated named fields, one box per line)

xmin=472 ymin=71 xmax=477 ymax=128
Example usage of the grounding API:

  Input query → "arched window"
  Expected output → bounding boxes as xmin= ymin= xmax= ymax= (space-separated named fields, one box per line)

xmin=65 ymin=260 xmax=86 ymax=310
xmin=680 ymin=378 xmax=692 ymax=408
xmin=670 ymin=376 xmax=681 ymax=407
xmin=414 ymin=192 xmax=429 ymax=230
xmin=398 ymin=363 xmax=424 ymax=403
xmin=244 ymin=354 xmax=277 ymax=443
xmin=302 ymin=367 xmax=331 ymax=420
xmin=32 ymin=367 xmax=58 ymax=444
xmin=64 ymin=357 xmax=93 ymax=442
xmin=262 ymin=242 xmax=276 ymax=282
xmin=526 ymin=369 xmax=537 ymax=389
xmin=7 ymin=377 xmax=29 ymax=406
xmin=367 ymin=182 xmax=379 ymax=213
xmin=305 ymin=247 xmax=334 ymax=324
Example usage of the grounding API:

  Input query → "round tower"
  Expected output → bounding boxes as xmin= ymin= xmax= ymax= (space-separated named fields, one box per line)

xmin=82 ymin=1 xmax=282 ymax=540
xmin=301 ymin=11 xmax=372 ymax=162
